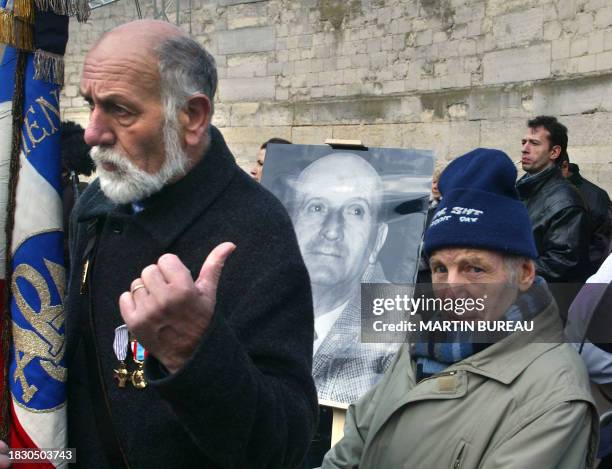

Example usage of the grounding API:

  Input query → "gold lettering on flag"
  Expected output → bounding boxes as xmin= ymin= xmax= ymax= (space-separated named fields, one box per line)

xmin=11 ymin=260 xmax=66 ymax=404
xmin=20 ymin=89 xmax=61 ymax=155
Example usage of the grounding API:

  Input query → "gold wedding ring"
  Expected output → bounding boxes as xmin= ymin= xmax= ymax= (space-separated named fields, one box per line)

xmin=131 ymin=283 xmax=147 ymax=294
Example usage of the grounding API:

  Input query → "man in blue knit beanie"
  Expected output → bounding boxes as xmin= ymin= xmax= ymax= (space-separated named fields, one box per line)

xmin=322 ymin=148 xmax=598 ymax=469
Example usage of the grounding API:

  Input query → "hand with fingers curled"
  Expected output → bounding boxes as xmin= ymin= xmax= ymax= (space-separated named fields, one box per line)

xmin=0 ymin=440 xmax=10 ymax=469
xmin=119 ymin=242 xmax=236 ymax=374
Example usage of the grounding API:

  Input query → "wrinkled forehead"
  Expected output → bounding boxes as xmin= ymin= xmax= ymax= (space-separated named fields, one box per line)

xmin=524 ymin=126 xmax=551 ymax=142
xmin=82 ymin=40 xmax=160 ymax=96
xmin=91 ymin=20 xmax=181 ymax=55
xmin=430 ymin=247 xmax=505 ymax=267
xmin=83 ymin=21 xmax=182 ymax=85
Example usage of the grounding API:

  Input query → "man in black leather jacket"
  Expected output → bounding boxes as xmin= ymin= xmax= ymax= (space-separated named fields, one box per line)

xmin=561 ymin=158 xmax=612 ymax=274
xmin=516 ymin=116 xmax=590 ymax=283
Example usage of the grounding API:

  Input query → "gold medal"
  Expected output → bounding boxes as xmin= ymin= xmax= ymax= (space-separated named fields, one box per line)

xmin=130 ymin=363 xmax=147 ymax=389
xmin=130 ymin=339 xmax=148 ymax=389
xmin=113 ymin=361 xmax=129 ymax=388
xmin=113 ymin=325 xmax=130 ymax=389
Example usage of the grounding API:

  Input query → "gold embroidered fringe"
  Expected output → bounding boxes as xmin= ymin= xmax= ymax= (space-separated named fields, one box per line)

xmin=0 ymin=9 xmax=34 ymax=51
xmin=13 ymin=0 xmax=34 ymax=24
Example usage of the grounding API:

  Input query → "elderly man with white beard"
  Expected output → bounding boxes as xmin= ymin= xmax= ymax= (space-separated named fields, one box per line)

xmin=49 ymin=20 xmax=318 ymax=469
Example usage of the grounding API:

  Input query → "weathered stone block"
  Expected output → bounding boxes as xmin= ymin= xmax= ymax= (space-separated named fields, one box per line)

xmin=570 ymin=36 xmax=589 ymax=57
xmin=492 ymin=8 xmax=544 ymax=49
xmin=533 ymin=75 xmax=612 ymax=116
xmin=217 ymin=26 xmax=275 ymax=54
xmin=416 ymin=30 xmax=433 ymax=47
xmin=382 ymin=80 xmax=405 ymax=94
xmin=275 ymin=88 xmax=289 ymax=101
xmin=226 ymin=54 xmax=267 ymax=78
xmin=219 ymin=77 xmax=276 ymax=101
xmin=589 ymin=30 xmax=605 ymax=54
xmin=467 ymin=20 xmax=482 ymax=37
xmin=63 ymin=85 xmax=78 ymax=98
xmin=218 ymin=126 xmax=292 ymax=146
xmin=219 ymin=0 xmax=263 ymax=6
xmin=594 ymin=168 xmax=612 ymax=194
xmin=483 ymin=44 xmax=551 ymax=84
xmin=480 ymin=118 xmax=526 ymax=160
xmin=595 ymin=6 xmax=612 ymax=28
xmin=562 ymin=113 xmax=612 ymax=147
xmin=454 ymin=2 xmax=485 ymax=24
xmin=567 ymin=54 xmax=597 ymax=74
xmin=420 ymin=89 xmax=470 ymax=120
xmin=574 ymin=15 xmax=593 ymax=37
xmin=552 ymin=37 xmax=571 ymax=59
xmin=332 ymin=123 xmax=404 ymax=147
xmin=596 ymin=51 xmax=612 ymax=70
xmin=557 ymin=0 xmax=577 ymax=20
xmin=402 ymin=121 xmax=480 ymax=162
xmin=544 ymin=21 xmax=562 ymax=41
xmin=568 ymin=146 xmax=612 ymax=166
xmin=291 ymin=125 xmax=333 ymax=144
xmin=227 ymin=16 xmax=267 ymax=30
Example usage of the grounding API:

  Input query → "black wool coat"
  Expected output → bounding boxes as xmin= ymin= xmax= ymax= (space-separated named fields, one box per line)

xmin=64 ymin=126 xmax=317 ymax=469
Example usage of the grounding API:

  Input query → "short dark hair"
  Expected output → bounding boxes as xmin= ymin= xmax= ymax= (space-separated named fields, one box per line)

xmin=61 ymin=121 xmax=94 ymax=176
xmin=260 ymin=138 xmax=291 ymax=150
xmin=527 ymin=115 xmax=568 ymax=164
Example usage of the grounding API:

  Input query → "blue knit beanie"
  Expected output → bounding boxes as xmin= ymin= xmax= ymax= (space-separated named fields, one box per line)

xmin=424 ymin=148 xmax=538 ymax=259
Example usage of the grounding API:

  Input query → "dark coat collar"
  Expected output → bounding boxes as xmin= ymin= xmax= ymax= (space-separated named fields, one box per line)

xmin=77 ymin=126 xmax=237 ymax=248
xmin=516 ymin=164 xmax=563 ymax=198
xmin=568 ymin=171 xmax=585 ymax=186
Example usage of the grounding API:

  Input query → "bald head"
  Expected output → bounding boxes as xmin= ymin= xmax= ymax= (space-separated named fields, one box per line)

xmin=92 ymin=20 xmax=185 ymax=57
xmin=86 ymin=21 xmax=183 ymax=92
xmin=295 ymin=153 xmax=385 ymax=218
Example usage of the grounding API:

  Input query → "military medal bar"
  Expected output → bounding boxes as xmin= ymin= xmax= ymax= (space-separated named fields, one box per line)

xmin=113 ymin=325 xmax=129 ymax=388
xmin=130 ymin=338 xmax=148 ymax=389
xmin=113 ymin=325 xmax=149 ymax=389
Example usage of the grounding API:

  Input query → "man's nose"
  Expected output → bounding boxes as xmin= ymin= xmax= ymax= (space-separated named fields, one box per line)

xmin=84 ymin=109 xmax=115 ymax=147
xmin=445 ymin=269 xmax=465 ymax=286
xmin=320 ymin=209 xmax=344 ymax=241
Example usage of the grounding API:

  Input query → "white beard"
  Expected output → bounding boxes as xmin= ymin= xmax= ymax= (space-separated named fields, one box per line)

xmin=90 ymin=117 xmax=189 ymax=204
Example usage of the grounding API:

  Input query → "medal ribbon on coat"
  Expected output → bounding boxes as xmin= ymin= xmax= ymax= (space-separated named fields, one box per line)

xmin=130 ymin=336 xmax=148 ymax=389
xmin=113 ymin=325 xmax=129 ymax=388
xmin=112 ymin=325 xmax=149 ymax=389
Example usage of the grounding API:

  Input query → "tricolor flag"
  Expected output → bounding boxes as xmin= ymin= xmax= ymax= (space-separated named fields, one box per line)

xmin=0 ymin=1 xmax=88 ymax=466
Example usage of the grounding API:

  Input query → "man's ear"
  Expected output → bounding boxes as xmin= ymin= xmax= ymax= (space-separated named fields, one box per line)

xmin=549 ymin=144 xmax=562 ymax=162
xmin=368 ymin=223 xmax=389 ymax=264
xmin=178 ymin=94 xmax=212 ymax=147
xmin=517 ymin=259 xmax=536 ymax=292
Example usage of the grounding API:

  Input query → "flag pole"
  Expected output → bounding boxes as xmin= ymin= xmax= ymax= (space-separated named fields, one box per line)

xmin=0 ymin=43 xmax=28 ymax=447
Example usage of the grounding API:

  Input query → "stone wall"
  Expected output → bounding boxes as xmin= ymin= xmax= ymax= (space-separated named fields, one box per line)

xmin=62 ymin=0 xmax=612 ymax=193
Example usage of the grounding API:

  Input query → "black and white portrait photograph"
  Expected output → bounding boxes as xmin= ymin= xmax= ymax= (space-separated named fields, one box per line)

xmin=262 ymin=144 xmax=434 ymax=404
